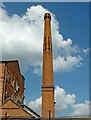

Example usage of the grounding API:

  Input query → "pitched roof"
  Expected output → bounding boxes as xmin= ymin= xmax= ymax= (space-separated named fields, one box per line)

xmin=21 ymin=104 xmax=40 ymax=118
xmin=0 ymin=99 xmax=35 ymax=118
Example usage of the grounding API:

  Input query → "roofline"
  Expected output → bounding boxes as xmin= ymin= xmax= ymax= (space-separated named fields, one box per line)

xmin=0 ymin=60 xmax=25 ymax=79
xmin=0 ymin=60 xmax=18 ymax=63
xmin=0 ymin=97 xmax=12 ymax=107
xmin=21 ymin=104 xmax=40 ymax=118
xmin=1 ymin=98 xmax=35 ymax=118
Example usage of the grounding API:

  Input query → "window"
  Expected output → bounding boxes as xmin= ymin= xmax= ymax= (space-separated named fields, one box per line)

xmin=4 ymin=91 xmax=7 ymax=100
xmin=45 ymin=37 xmax=47 ymax=51
xmin=6 ymin=70 xmax=9 ymax=81
xmin=48 ymin=37 xmax=50 ymax=50
xmin=15 ymin=80 xmax=18 ymax=91
xmin=11 ymin=76 xmax=14 ymax=86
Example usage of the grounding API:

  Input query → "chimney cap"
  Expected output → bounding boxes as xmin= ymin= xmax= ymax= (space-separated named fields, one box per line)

xmin=44 ymin=13 xmax=51 ymax=20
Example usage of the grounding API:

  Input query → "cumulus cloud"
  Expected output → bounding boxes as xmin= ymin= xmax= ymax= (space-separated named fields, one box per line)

xmin=55 ymin=86 xmax=75 ymax=114
xmin=28 ymin=86 xmax=89 ymax=117
xmin=28 ymin=86 xmax=76 ymax=115
xmin=28 ymin=97 xmax=42 ymax=114
xmin=71 ymin=101 xmax=90 ymax=116
xmin=0 ymin=5 xmax=87 ymax=73
xmin=53 ymin=55 xmax=83 ymax=72
xmin=0 ymin=2 xmax=5 ymax=8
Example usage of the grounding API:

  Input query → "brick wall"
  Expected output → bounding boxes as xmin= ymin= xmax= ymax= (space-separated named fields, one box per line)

xmin=0 ymin=63 xmax=5 ymax=105
xmin=42 ymin=13 xmax=54 ymax=118
xmin=0 ymin=61 xmax=25 ymax=105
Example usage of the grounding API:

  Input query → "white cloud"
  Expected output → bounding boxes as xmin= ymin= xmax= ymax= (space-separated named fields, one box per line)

xmin=0 ymin=5 xmax=87 ymax=73
xmin=28 ymin=86 xmax=89 ymax=117
xmin=53 ymin=55 xmax=83 ymax=72
xmin=28 ymin=97 xmax=42 ymax=114
xmin=0 ymin=2 xmax=5 ymax=8
xmin=28 ymin=86 xmax=76 ymax=116
xmin=71 ymin=101 xmax=90 ymax=116
xmin=55 ymin=86 xmax=75 ymax=114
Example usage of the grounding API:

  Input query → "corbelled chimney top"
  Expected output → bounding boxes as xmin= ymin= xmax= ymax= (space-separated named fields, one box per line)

xmin=44 ymin=13 xmax=51 ymax=20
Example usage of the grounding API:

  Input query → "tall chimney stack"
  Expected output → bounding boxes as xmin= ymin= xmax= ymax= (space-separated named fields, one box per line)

xmin=42 ymin=13 xmax=55 ymax=118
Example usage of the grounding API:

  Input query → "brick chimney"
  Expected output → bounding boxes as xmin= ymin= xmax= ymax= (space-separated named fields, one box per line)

xmin=42 ymin=13 xmax=55 ymax=118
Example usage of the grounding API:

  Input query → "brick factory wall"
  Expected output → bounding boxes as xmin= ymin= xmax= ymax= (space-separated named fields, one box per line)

xmin=0 ymin=61 xmax=25 ymax=105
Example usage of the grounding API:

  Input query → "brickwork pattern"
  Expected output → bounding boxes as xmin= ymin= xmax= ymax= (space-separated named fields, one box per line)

xmin=0 ymin=99 xmax=34 ymax=118
xmin=42 ymin=13 xmax=54 ymax=118
xmin=0 ymin=61 xmax=24 ymax=105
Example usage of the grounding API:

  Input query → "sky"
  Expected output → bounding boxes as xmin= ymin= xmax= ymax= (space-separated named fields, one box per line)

xmin=0 ymin=2 xmax=89 ymax=117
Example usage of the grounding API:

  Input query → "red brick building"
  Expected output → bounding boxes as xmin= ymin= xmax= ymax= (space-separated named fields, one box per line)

xmin=0 ymin=60 xmax=40 ymax=119
xmin=0 ymin=99 xmax=34 ymax=119
xmin=0 ymin=60 xmax=25 ymax=105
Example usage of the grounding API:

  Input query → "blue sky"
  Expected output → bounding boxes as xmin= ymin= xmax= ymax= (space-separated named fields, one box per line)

xmin=1 ymin=2 xmax=89 ymax=117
